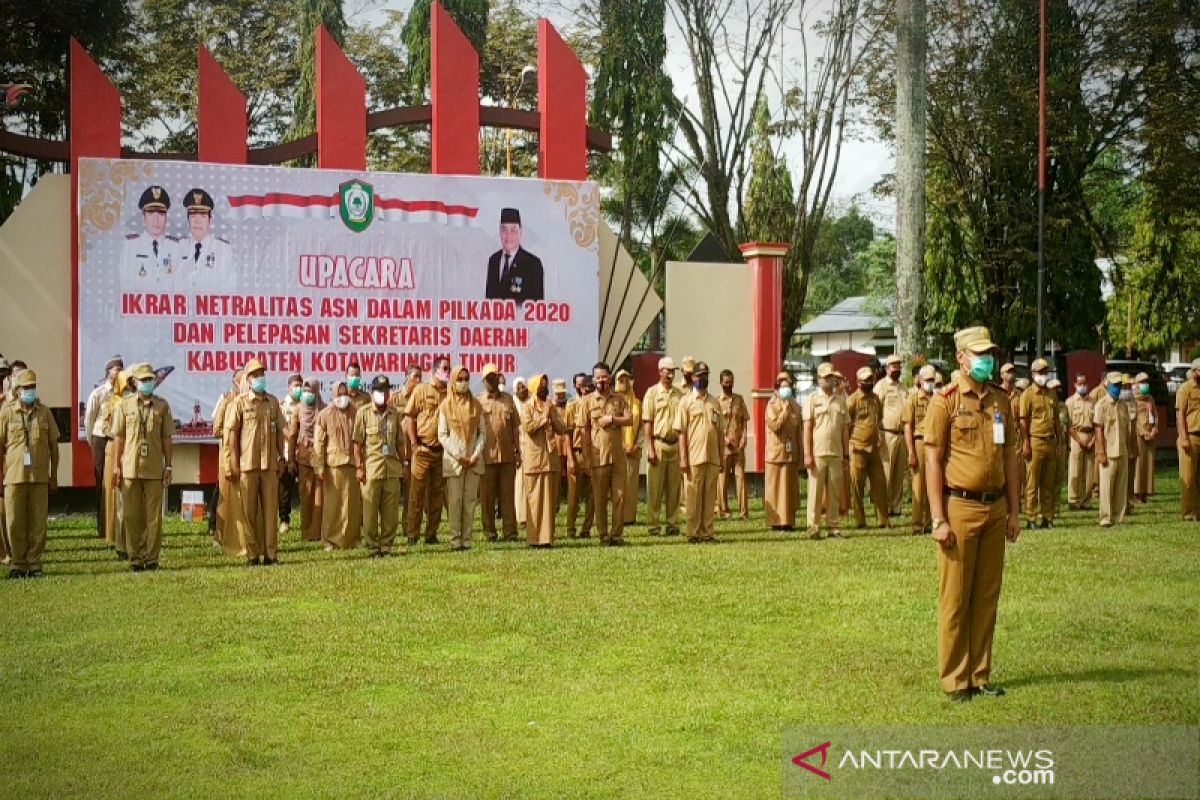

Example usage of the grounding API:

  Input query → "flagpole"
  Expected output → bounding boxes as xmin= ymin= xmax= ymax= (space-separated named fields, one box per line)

xmin=1036 ymin=0 xmax=1047 ymax=359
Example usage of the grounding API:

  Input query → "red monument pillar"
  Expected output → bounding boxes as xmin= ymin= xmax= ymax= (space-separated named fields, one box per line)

xmin=739 ymin=242 xmax=790 ymax=472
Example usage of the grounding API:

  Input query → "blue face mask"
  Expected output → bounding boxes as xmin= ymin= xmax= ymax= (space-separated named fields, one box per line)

xmin=969 ymin=354 xmax=994 ymax=383
xmin=1107 ymin=384 xmax=1121 ymax=400
xmin=137 ymin=380 xmax=155 ymax=397
xmin=251 ymin=376 xmax=268 ymax=394
xmin=778 ymin=386 xmax=794 ymax=400
xmin=20 ymin=389 xmax=37 ymax=406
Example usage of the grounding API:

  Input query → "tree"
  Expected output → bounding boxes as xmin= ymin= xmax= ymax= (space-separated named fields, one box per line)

xmin=478 ymin=0 xmax=539 ymax=176
xmin=893 ymin=0 xmax=926 ymax=362
xmin=401 ymin=0 xmax=489 ymax=102
xmin=804 ymin=206 xmax=878 ymax=315
xmin=290 ymin=0 xmax=347 ymax=144
xmin=744 ymin=97 xmax=796 ymax=244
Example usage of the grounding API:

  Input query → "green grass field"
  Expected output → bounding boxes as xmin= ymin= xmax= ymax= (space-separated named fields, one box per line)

xmin=1 ymin=469 xmax=1197 ymax=799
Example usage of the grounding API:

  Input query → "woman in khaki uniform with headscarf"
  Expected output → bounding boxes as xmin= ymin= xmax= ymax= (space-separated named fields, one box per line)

xmin=764 ymin=371 xmax=802 ymax=529
xmin=439 ymin=365 xmax=486 ymax=551
xmin=101 ymin=370 xmax=134 ymax=559
xmin=288 ymin=378 xmax=324 ymax=542
xmin=615 ymin=369 xmax=643 ymax=525
xmin=315 ymin=380 xmax=361 ymax=550
xmin=1132 ymin=372 xmax=1158 ymax=503
xmin=211 ymin=369 xmax=246 ymax=556
xmin=521 ymin=374 xmax=572 ymax=547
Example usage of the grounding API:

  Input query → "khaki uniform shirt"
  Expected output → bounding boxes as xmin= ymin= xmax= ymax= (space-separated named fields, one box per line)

xmin=902 ymin=390 xmax=932 ymax=439
xmin=353 ymin=404 xmax=407 ymax=480
xmin=642 ymin=383 xmax=683 ymax=444
xmin=520 ymin=401 xmax=569 ymax=475
xmin=1134 ymin=397 xmax=1158 ymax=439
xmin=112 ymin=395 xmax=175 ymax=479
xmin=803 ymin=391 xmax=846 ymax=459
xmin=675 ymin=392 xmax=724 ymax=466
xmin=405 ymin=382 xmax=446 ymax=447
xmin=874 ymin=378 xmax=909 ymax=432
xmin=1178 ymin=381 xmax=1200 ymax=434
xmin=846 ymin=390 xmax=883 ymax=453
xmin=348 ymin=389 xmax=371 ymax=411
xmin=226 ymin=392 xmax=285 ymax=473
xmin=0 ymin=402 xmax=60 ymax=485
xmin=581 ymin=392 xmax=630 ymax=467
xmin=478 ymin=391 xmax=519 ymax=465
xmin=1093 ymin=395 xmax=1130 ymax=459
xmin=1065 ymin=393 xmax=1096 ymax=443
xmin=766 ymin=395 xmax=802 ymax=463
xmin=1019 ymin=385 xmax=1058 ymax=439
xmin=565 ymin=398 xmax=588 ymax=452
xmin=924 ymin=376 xmax=1019 ymax=494
xmin=314 ymin=406 xmax=356 ymax=471
xmin=718 ymin=392 xmax=749 ymax=451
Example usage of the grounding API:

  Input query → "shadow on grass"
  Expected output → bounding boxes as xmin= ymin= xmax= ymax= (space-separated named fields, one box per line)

xmin=1004 ymin=666 xmax=1194 ymax=689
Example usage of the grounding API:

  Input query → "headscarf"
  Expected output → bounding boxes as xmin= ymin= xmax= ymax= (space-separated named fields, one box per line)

xmin=512 ymin=376 xmax=528 ymax=417
xmin=441 ymin=365 xmax=483 ymax=443
xmin=317 ymin=379 xmax=355 ymax=454
xmin=616 ymin=371 xmax=641 ymax=449
xmin=296 ymin=378 xmax=324 ymax=447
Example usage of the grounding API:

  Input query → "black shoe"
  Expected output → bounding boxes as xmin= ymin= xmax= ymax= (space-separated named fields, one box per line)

xmin=116 ymin=551 xmax=129 ymax=561
xmin=144 ymin=563 xmax=160 ymax=571
xmin=424 ymin=537 xmax=439 ymax=545
xmin=7 ymin=569 xmax=24 ymax=579
xmin=647 ymin=528 xmax=661 ymax=536
xmin=246 ymin=558 xmax=261 ymax=567
xmin=666 ymin=527 xmax=680 ymax=537
xmin=368 ymin=552 xmax=383 ymax=559
xmin=1026 ymin=519 xmax=1036 ymax=530
xmin=262 ymin=557 xmax=278 ymax=566
xmin=1038 ymin=519 xmax=1052 ymax=530
xmin=947 ymin=690 xmax=973 ymax=703
xmin=130 ymin=564 xmax=145 ymax=573
xmin=975 ymin=684 xmax=1006 ymax=697
xmin=25 ymin=569 xmax=43 ymax=579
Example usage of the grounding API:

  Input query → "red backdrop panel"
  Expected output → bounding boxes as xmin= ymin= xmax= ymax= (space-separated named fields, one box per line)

xmin=316 ymin=26 xmax=366 ymax=171
xmin=431 ymin=2 xmax=480 ymax=175
xmin=198 ymin=46 xmax=248 ymax=164
xmin=537 ymin=20 xmax=587 ymax=181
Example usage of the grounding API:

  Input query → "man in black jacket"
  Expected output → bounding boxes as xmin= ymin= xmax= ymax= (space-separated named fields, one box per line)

xmin=485 ymin=207 xmax=544 ymax=303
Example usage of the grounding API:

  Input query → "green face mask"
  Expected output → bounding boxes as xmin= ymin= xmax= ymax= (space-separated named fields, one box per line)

xmin=1138 ymin=383 xmax=1150 ymax=396
xmin=968 ymin=354 xmax=994 ymax=383
xmin=290 ymin=387 xmax=303 ymax=401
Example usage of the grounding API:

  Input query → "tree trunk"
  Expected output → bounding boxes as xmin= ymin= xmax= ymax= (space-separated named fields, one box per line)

xmin=894 ymin=0 xmax=928 ymax=364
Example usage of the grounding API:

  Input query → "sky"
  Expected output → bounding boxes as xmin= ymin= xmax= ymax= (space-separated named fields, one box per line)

xmin=355 ymin=0 xmax=896 ymax=229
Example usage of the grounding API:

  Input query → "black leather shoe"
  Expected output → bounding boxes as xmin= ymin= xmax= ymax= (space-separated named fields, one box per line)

xmin=262 ymin=557 xmax=278 ymax=566
xmin=246 ymin=558 xmax=260 ymax=567
xmin=144 ymin=563 xmax=160 ymax=571
xmin=975 ymin=684 xmax=1006 ymax=697
xmin=7 ymin=569 xmax=24 ymax=579
xmin=946 ymin=690 xmax=973 ymax=703
xmin=25 ymin=569 xmax=43 ymax=579
xmin=116 ymin=551 xmax=128 ymax=561
xmin=130 ymin=564 xmax=145 ymax=572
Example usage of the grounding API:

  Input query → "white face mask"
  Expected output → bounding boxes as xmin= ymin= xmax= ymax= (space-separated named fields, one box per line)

xmin=372 ymin=390 xmax=387 ymax=406
xmin=1034 ymin=374 xmax=1049 ymax=387
xmin=334 ymin=395 xmax=350 ymax=410
xmin=922 ymin=380 xmax=936 ymax=393
xmin=1119 ymin=389 xmax=1133 ymax=402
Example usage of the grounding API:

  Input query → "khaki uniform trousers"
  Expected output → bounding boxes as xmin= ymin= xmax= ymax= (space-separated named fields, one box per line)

xmin=685 ymin=462 xmax=718 ymax=541
xmin=1068 ymin=439 xmax=1095 ymax=508
xmin=362 ymin=477 xmax=401 ymax=554
xmin=849 ymin=449 xmax=889 ymax=528
xmin=591 ymin=460 xmax=627 ymax=543
xmin=240 ymin=469 xmax=280 ymax=560
xmin=122 ymin=477 xmax=164 ymax=567
xmin=298 ymin=464 xmax=322 ymax=542
xmin=623 ymin=450 xmax=640 ymax=525
xmin=938 ymin=495 xmax=1006 ymax=694
xmin=807 ymin=456 xmax=843 ymax=531
xmin=5 ymin=483 xmax=48 ymax=572
xmin=480 ymin=462 xmax=517 ymax=541
xmin=1133 ymin=439 xmax=1155 ymax=497
xmin=103 ymin=438 xmax=122 ymax=551
xmin=322 ymin=465 xmax=362 ymax=549
xmin=217 ymin=471 xmax=245 ymax=557
xmin=911 ymin=448 xmax=929 ymax=533
xmin=1054 ymin=444 xmax=1068 ymax=517
xmin=445 ymin=470 xmax=481 ymax=549
xmin=1024 ymin=438 xmax=1057 ymax=524
xmin=646 ymin=441 xmax=681 ymax=533
xmin=567 ymin=460 xmax=593 ymax=536
xmin=0 ymin=489 xmax=8 ymax=564
xmin=881 ymin=430 xmax=907 ymax=515
xmin=717 ymin=449 xmax=748 ymax=517
xmin=406 ymin=448 xmax=444 ymax=543
xmin=1181 ymin=435 xmax=1200 ymax=520
xmin=1098 ymin=455 xmax=1128 ymax=527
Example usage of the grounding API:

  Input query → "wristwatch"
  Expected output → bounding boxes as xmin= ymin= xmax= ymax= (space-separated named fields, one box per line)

xmin=931 ymin=518 xmax=945 ymax=529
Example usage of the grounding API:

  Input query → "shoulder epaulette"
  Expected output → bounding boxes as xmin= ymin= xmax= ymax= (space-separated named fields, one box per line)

xmin=166 ymin=235 xmax=180 ymax=242
xmin=125 ymin=233 xmax=139 ymax=240
xmin=216 ymin=236 xmax=230 ymax=244
xmin=939 ymin=384 xmax=958 ymax=397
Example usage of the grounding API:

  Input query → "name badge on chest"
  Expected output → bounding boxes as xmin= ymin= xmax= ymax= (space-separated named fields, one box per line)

xmin=382 ymin=444 xmax=391 ymax=457
xmin=992 ymin=411 xmax=1005 ymax=445
xmin=140 ymin=442 xmax=149 ymax=458
xmin=23 ymin=451 xmax=32 ymax=467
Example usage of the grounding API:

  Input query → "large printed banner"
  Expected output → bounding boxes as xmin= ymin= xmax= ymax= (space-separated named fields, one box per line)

xmin=77 ymin=158 xmax=599 ymax=433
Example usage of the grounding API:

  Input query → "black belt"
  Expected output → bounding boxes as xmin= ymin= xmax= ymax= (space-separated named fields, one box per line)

xmin=653 ymin=436 xmax=678 ymax=444
xmin=1032 ymin=434 xmax=1058 ymax=440
xmin=945 ymin=488 xmax=1004 ymax=504
xmin=419 ymin=442 xmax=443 ymax=452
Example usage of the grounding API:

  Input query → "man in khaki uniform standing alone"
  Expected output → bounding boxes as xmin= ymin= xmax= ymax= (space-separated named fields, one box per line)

xmin=1175 ymin=359 xmax=1200 ymax=521
xmin=406 ymin=356 xmax=450 ymax=544
xmin=847 ymin=366 xmax=889 ymax=529
xmin=112 ymin=363 xmax=174 ymax=571
xmin=924 ymin=326 xmax=1021 ymax=702
xmin=642 ymin=358 xmax=683 ymax=536
xmin=1018 ymin=358 xmax=1061 ymax=529
xmin=0 ymin=370 xmax=59 ymax=578
xmin=580 ymin=361 xmax=632 ymax=546
xmin=354 ymin=376 xmax=407 ymax=557
xmin=804 ymin=363 xmax=848 ymax=539
xmin=676 ymin=361 xmax=723 ymax=542
xmin=1065 ymin=373 xmax=1096 ymax=510
xmin=225 ymin=359 xmax=285 ymax=566
xmin=477 ymin=364 xmax=520 ymax=541
xmin=1094 ymin=372 xmax=1131 ymax=528
xmin=903 ymin=364 xmax=938 ymax=534
xmin=875 ymin=354 xmax=909 ymax=517
xmin=716 ymin=369 xmax=749 ymax=520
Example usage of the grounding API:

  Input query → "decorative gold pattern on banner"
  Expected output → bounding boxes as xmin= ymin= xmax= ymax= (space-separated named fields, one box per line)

xmin=543 ymin=182 xmax=599 ymax=252
xmin=78 ymin=160 xmax=154 ymax=263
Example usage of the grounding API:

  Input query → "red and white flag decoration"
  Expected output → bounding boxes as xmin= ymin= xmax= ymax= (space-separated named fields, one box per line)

xmin=225 ymin=192 xmax=479 ymax=226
